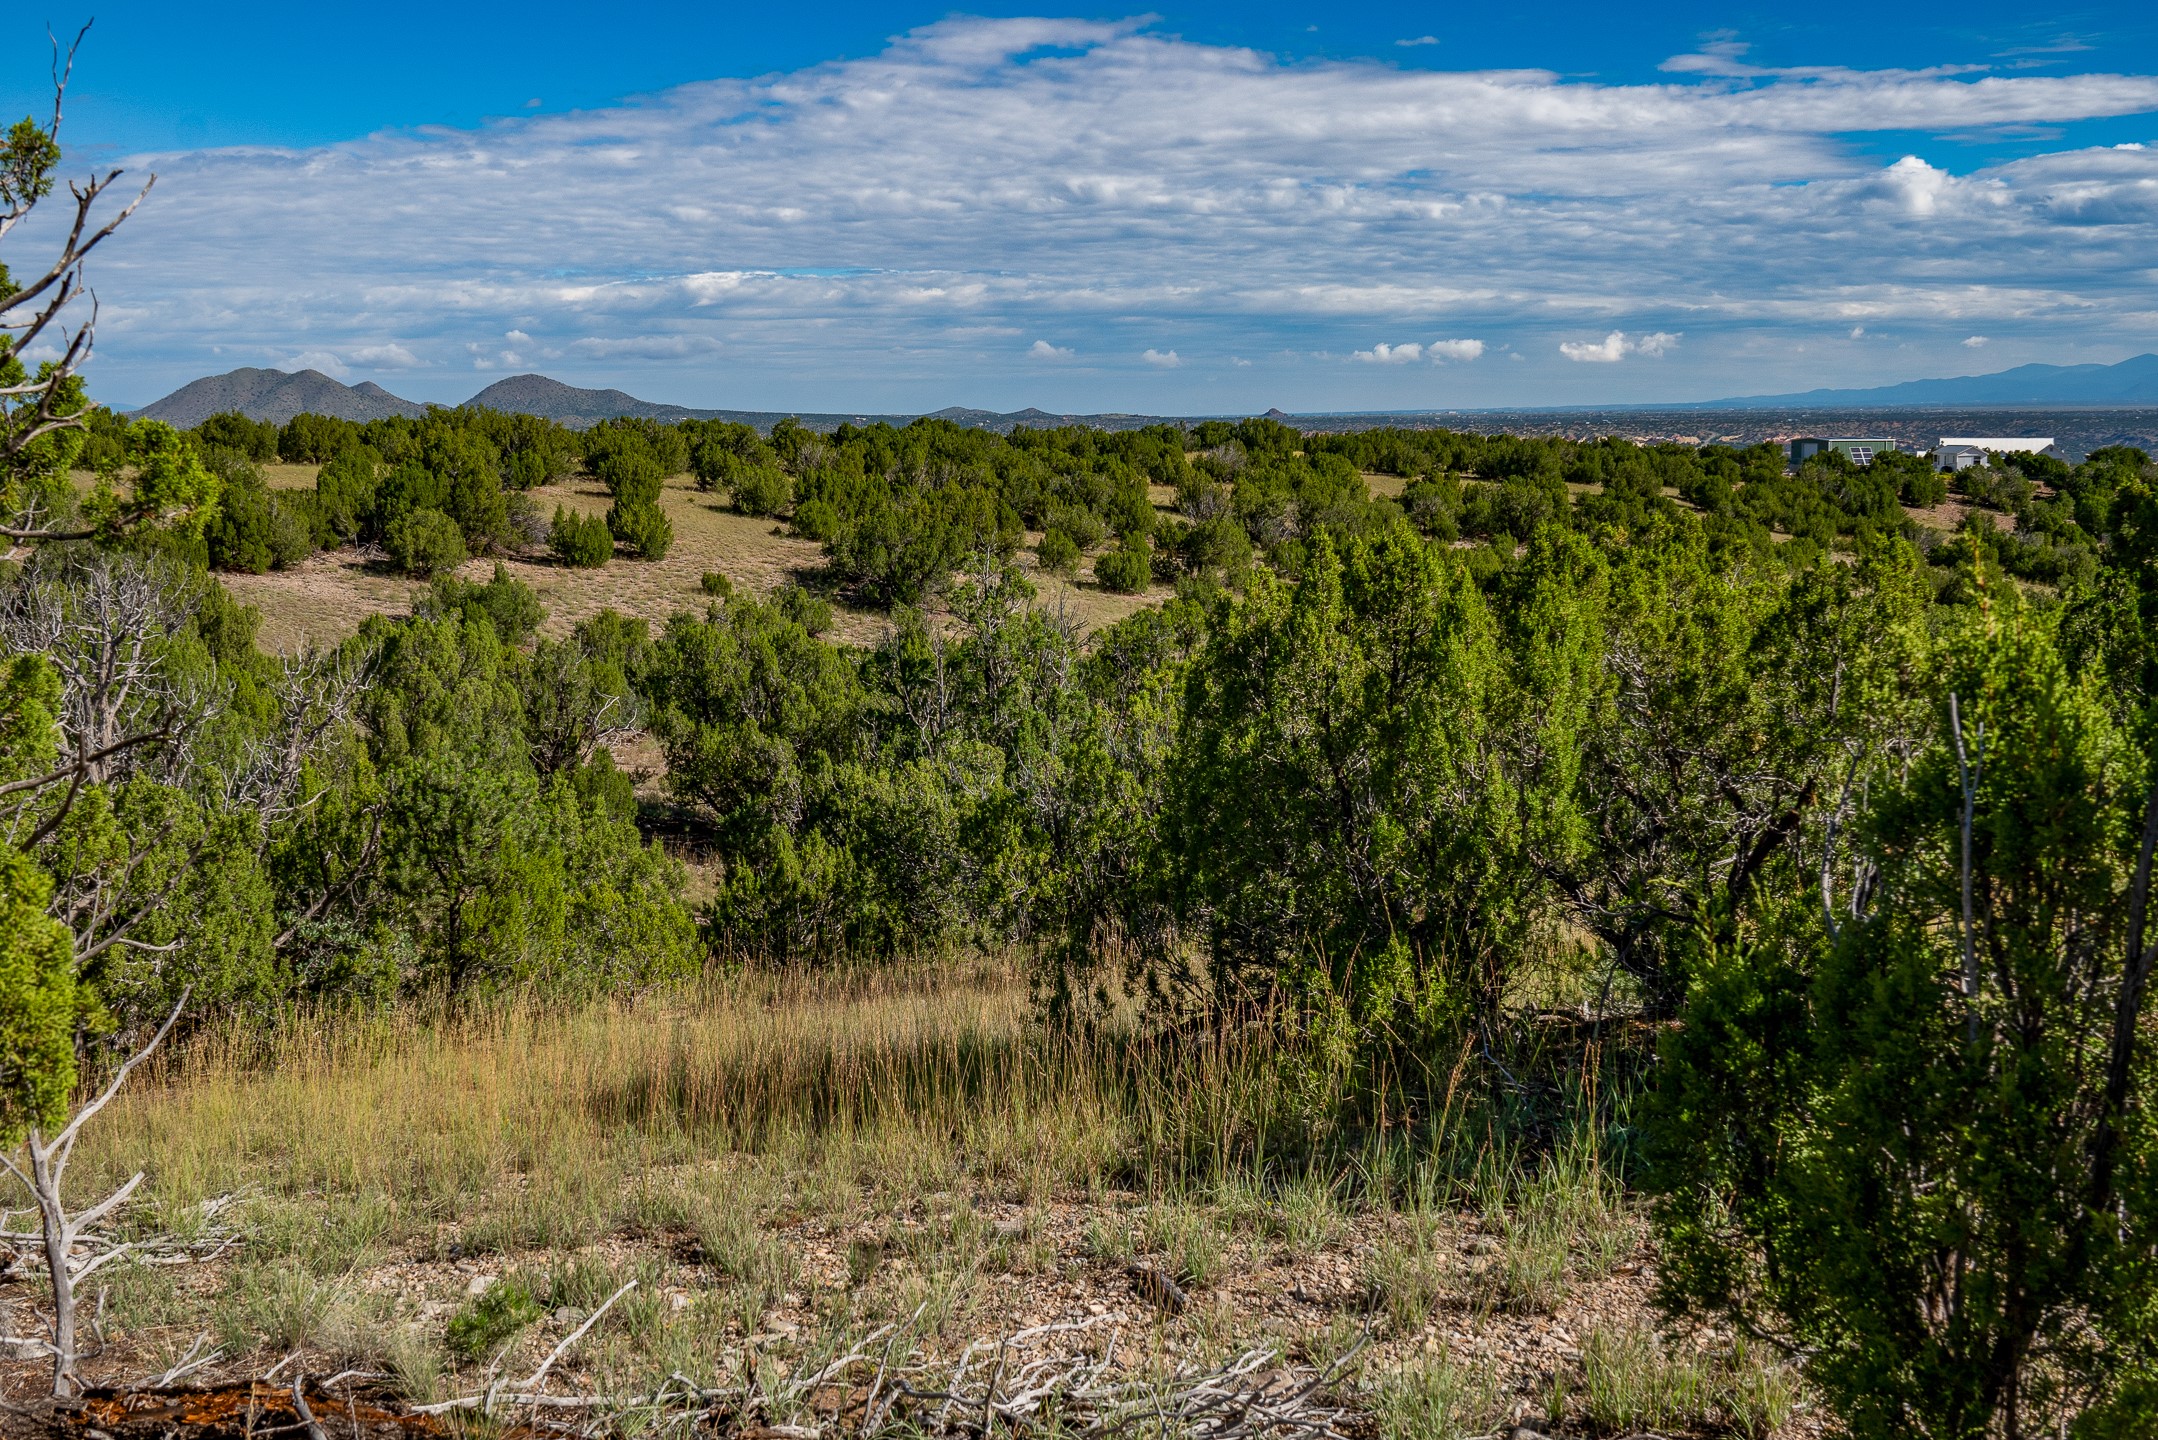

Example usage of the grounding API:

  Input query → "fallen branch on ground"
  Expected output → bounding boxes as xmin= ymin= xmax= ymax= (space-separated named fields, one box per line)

xmin=413 ymin=1310 xmax=1369 ymax=1440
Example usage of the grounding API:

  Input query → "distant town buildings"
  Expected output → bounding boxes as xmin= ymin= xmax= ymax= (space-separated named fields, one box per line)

xmin=1790 ymin=436 xmax=1898 ymax=466
xmin=1936 ymin=436 xmax=2056 ymax=471
xmin=1789 ymin=434 xmax=2062 ymax=471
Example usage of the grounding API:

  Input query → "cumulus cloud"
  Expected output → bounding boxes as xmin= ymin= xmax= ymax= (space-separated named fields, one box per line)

xmin=350 ymin=343 xmax=424 ymax=368
xmin=1964 ymin=334 xmax=1990 ymax=346
xmin=1029 ymin=339 xmax=1074 ymax=358
xmin=1396 ymin=36 xmax=1438 ymax=48
xmin=1560 ymin=330 xmax=1679 ymax=361
xmin=61 ymin=15 xmax=2158 ymax=402
xmin=1142 ymin=348 xmax=1182 ymax=367
xmin=1560 ymin=331 xmax=1631 ymax=362
xmin=288 ymin=350 xmax=349 ymax=377
xmin=1354 ymin=338 xmax=1484 ymax=363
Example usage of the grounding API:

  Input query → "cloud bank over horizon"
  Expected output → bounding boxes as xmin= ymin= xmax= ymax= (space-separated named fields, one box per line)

xmin=57 ymin=16 xmax=2158 ymax=411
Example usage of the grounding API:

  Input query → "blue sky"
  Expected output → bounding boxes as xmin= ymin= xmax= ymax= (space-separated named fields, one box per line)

xmin=5 ymin=2 xmax=2157 ymax=411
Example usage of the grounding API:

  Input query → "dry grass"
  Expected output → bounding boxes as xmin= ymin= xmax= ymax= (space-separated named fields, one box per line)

xmin=223 ymin=471 xmax=1174 ymax=654
xmin=6 ymin=963 xmax=1812 ymax=1433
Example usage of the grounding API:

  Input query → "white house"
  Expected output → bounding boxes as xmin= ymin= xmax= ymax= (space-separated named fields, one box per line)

xmin=1937 ymin=437 xmax=2055 ymax=471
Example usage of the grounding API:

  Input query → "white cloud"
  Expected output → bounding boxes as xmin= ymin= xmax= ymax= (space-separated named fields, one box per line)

xmin=1142 ymin=348 xmax=1182 ymax=367
xmin=1560 ymin=331 xmax=1632 ymax=362
xmin=1964 ymin=334 xmax=1990 ymax=346
xmin=62 ymin=16 xmax=2158 ymax=404
xmin=288 ymin=350 xmax=349 ymax=377
xmin=1028 ymin=339 xmax=1074 ymax=358
xmin=350 ymin=343 xmax=424 ymax=369
xmin=1559 ymin=330 xmax=1679 ymax=361
xmin=1395 ymin=36 xmax=1438 ymax=48
xmin=1849 ymin=325 xmax=1866 ymax=338
xmin=1354 ymin=338 xmax=1484 ymax=363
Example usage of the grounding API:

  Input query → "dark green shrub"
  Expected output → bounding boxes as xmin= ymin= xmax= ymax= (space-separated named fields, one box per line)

xmin=205 ymin=459 xmax=276 ymax=573
xmin=595 ymin=448 xmax=664 ymax=503
xmin=423 ymin=563 xmax=544 ymax=645
xmin=278 ymin=412 xmax=357 ymax=463
xmin=1037 ymin=528 xmax=1081 ymax=576
xmin=385 ymin=507 xmax=468 ymax=578
xmin=265 ymin=493 xmax=318 ymax=569
xmin=607 ymin=499 xmax=673 ymax=561
xmin=773 ymin=584 xmax=833 ymax=636
xmin=1045 ymin=502 xmax=1107 ymax=550
xmin=1401 ymin=473 xmax=1463 ymax=538
xmin=731 ymin=463 xmax=794 ymax=517
xmin=1094 ymin=539 xmax=1150 ymax=593
xmin=194 ymin=411 xmax=277 ymax=460
xmin=1651 ymin=614 xmax=2158 ymax=1438
xmin=549 ymin=506 xmax=613 ymax=568
xmin=699 ymin=571 xmax=733 ymax=598
xmin=1899 ymin=468 xmax=1948 ymax=506
xmin=1107 ymin=479 xmax=1156 ymax=539
xmin=791 ymin=498 xmax=841 ymax=543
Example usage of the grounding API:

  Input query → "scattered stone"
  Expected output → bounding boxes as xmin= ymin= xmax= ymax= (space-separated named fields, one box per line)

xmin=994 ymin=1216 xmax=1029 ymax=1240
xmin=465 ymin=1274 xmax=497 ymax=1298
xmin=553 ymin=1306 xmax=587 ymax=1325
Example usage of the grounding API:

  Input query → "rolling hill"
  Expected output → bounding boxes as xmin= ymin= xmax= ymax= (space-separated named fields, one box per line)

xmin=133 ymin=368 xmax=426 ymax=426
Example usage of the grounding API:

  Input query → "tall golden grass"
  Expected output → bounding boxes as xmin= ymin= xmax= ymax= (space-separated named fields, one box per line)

xmin=74 ymin=959 xmax=1338 ymax=1227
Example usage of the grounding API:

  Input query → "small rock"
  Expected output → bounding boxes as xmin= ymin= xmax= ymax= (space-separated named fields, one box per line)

xmin=1085 ymin=1300 xmax=1107 ymax=1316
xmin=670 ymin=1293 xmax=693 ymax=1312
xmin=993 ymin=1217 xmax=1028 ymax=1240
xmin=1464 ymin=1236 xmax=1500 ymax=1256
xmin=552 ymin=1306 xmax=587 ymax=1326
xmin=466 ymin=1274 xmax=498 ymax=1298
xmin=2 ymin=1338 xmax=51 ymax=1360
xmin=1508 ymin=1428 xmax=1550 ymax=1440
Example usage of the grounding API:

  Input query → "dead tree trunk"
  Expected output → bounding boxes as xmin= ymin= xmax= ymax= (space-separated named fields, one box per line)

xmin=0 ymin=991 xmax=186 ymax=1396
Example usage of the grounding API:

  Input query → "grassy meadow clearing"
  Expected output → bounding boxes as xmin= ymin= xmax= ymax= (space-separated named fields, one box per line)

xmin=24 ymin=961 xmax=1804 ymax=1438
xmin=220 ymin=467 xmax=1182 ymax=654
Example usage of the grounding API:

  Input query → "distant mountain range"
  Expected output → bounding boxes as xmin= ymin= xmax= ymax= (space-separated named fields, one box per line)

xmin=129 ymin=354 xmax=2158 ymax=435
xmin=1689 ymin=353 xmax=2158 ymax=409
xmin=131 ymin=368 xmax=1172 ymax=433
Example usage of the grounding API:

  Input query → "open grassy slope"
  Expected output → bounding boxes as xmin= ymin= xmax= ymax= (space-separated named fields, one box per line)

xmin=226 ymin=470 xmax=1179 ymax=653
